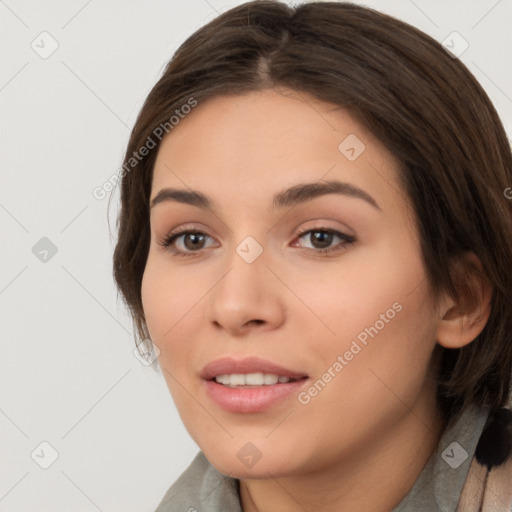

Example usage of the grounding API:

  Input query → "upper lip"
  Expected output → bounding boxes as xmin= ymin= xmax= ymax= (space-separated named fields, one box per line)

xmin=201 ymin=356 xmax=308 ymax=380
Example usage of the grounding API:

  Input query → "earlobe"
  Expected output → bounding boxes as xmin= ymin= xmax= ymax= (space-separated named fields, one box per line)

xmin=435 ymin=253 xmax=493 ymax=350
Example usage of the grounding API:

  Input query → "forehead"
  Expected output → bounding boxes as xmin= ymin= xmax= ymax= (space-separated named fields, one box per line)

xmin=151 ymin=88 xmax=406 ymax=218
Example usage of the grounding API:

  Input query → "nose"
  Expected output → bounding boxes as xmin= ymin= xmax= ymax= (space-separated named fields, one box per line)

xmin=207 ymin=243 xmax=286 ymax=337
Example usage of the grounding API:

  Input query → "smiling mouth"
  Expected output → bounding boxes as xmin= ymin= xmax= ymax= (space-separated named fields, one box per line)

xmin=212 ymin=373 xmax=307 ymax=388
xmin=203 ymin=359 xmax=310 ymax=412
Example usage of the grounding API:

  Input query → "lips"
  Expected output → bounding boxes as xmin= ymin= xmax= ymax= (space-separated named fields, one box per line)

xmin=200 ymin=356 xmax=309 ymax=413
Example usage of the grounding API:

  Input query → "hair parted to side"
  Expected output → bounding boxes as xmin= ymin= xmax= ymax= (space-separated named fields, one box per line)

xmin=112 ymin=0 xmax=512 ymax=422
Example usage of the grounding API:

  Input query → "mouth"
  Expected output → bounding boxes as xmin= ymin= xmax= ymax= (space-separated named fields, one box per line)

xmin=201 ymin=357 xmax=309 ymax=413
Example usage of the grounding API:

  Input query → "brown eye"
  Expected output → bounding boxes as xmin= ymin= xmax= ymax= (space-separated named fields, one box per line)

xmin=308 ymin=230 xmax=334 ymax=249
xmin=159 ymin=230 xmax=216 ymax=257
xmin=293 ymin=228 xmax=355 ymax=254
xmin=182 ymin=232 xmax=207 ymax=251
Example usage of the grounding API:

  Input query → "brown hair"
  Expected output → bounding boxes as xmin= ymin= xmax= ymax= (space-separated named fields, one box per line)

xmin=112 ymin=0 xmax=512 ymax=422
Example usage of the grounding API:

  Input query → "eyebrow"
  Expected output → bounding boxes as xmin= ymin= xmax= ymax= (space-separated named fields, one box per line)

xmin=150 ymin=179 xmax=381 ymax=212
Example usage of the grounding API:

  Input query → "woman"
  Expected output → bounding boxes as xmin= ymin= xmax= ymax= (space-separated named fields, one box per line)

xmin=112 ymin=1 xmax=512 ymax=510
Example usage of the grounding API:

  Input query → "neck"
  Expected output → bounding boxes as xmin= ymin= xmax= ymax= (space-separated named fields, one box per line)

xmin=239 ymin=394 xmax=446 ymax=512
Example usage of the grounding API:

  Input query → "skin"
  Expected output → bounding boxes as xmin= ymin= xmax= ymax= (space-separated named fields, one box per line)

xmin=141 ymin=87 xmax=492 ymax=512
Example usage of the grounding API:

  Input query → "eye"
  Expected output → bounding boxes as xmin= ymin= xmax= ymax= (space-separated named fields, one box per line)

xmin=158 ymin=229 xmax=217 ymax=257
xmin=292 ymin=228 xmax=355 ymax=254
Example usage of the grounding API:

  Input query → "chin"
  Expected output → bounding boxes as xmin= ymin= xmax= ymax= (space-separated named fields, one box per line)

xmin=202 ymin=443 xmax=298 ymax=479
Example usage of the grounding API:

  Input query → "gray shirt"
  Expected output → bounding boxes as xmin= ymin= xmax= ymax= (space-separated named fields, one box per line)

xmin=155 ymin=406 xmax=489 ymax=511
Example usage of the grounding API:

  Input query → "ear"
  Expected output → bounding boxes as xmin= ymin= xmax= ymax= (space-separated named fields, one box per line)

xmin=436 ymin=252 xmax=493 ymax=349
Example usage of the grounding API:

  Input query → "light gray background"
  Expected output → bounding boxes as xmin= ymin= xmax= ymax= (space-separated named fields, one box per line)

xmin=1 ymin=1 xmax=511 ymax=511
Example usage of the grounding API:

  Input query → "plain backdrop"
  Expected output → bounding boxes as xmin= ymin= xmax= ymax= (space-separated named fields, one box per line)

xmin=1 ymin=1 xmax=511 ymax=511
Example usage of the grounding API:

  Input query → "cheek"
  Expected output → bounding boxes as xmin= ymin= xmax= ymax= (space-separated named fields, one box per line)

xmin=303 ymin=243 xmax=437 ymax=409
xmin=310 ymin=276 xmax=438 ymax=426
xmin=141 ymin=261 xmax=167 ymax=340
xmin=140 ymin=256 xmax=199 ymax=379
xmin=293 ymin=244 xmax=427 ymax=351
xmin=141 ymin=262 xmax=202 ymax=412
xmin=141 ymin=254 xmax=202 ymax=341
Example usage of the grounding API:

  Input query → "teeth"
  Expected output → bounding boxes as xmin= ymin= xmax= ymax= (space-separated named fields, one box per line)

xmin=230 ymin=374 xmax=246 ymax=386
xmin=215 ymin=374 xmax=231 ymax=385
xmin=214 ymin=373 xmax=293 ymax=387
xmin=264 ymin=374 xmax=279 ymax=385
xmin=246 ymin=372 xmax=264 ymax=385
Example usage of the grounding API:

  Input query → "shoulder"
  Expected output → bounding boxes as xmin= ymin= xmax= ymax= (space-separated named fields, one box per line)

xmin=154 ymin=451 xmax=242 ymax=512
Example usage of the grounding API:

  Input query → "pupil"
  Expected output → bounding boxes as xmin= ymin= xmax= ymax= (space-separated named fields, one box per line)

xmin=185 ymin=233 xmax=204 ymax=250
xmin=313 ymin=231 xmax=332 ymax=248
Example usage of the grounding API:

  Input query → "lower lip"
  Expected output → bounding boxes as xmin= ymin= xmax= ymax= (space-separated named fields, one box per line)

xmin=204 ymin=379 xmax=308 ymax=413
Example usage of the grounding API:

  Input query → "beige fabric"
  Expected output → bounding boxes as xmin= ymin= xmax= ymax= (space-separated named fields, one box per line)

xmin=457 ymin=454 xmax=512 ymax=512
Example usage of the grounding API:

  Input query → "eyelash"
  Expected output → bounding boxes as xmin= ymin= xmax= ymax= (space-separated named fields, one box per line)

xmin=158 ymin=226 xmax=356 ymax=258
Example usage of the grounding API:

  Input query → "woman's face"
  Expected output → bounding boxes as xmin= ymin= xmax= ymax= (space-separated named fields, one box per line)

xmin=141 ymin=88 xmax=442 ymax=478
